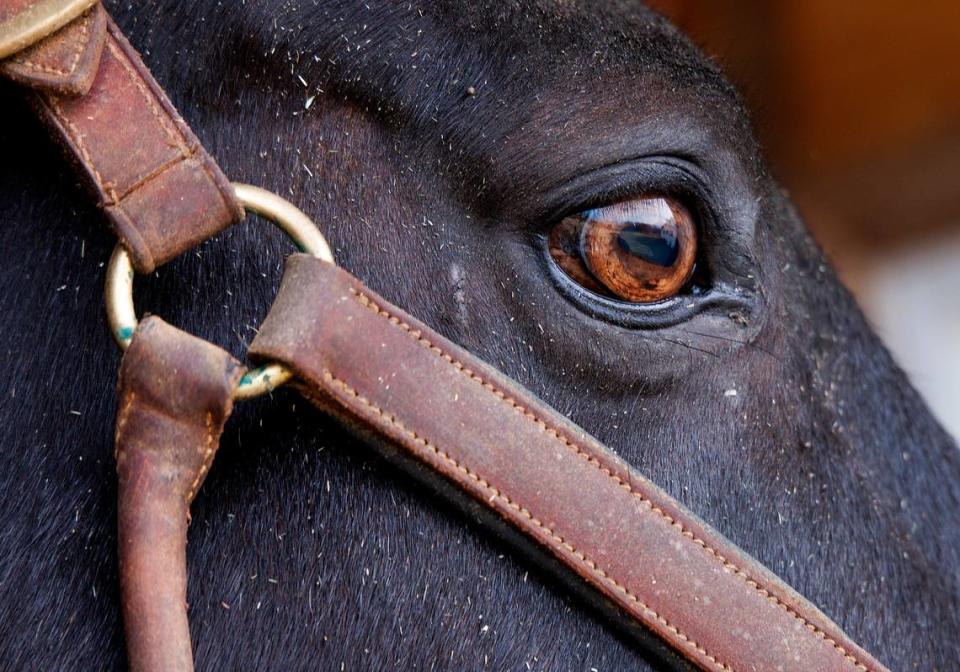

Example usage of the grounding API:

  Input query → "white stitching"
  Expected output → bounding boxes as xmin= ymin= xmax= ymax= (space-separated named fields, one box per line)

xmin=12 ymin=10 xmax=92 ymax=76
xmin=320 ymin=370 xmax=736 ymax=672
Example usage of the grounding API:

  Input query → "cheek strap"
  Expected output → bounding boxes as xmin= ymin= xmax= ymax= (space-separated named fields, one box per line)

xmin=2 ymin=3 xmax=244 ymax=274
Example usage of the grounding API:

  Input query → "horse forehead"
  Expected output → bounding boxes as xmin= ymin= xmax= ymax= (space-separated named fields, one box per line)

xmin=279 ymin=0 xmax=751 ymax=213
xmin=283 ymin=0 xmax=734 ymax=119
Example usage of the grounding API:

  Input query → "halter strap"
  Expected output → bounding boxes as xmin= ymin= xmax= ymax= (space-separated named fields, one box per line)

xmin=4 ymin=3 xmax=892 ymax=670
xmin=115 ymin=317 xmax=243 ymax=672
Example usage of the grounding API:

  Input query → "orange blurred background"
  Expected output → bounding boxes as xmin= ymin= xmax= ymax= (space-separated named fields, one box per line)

xmin=649 ymin=0 xmax=960 ymax=439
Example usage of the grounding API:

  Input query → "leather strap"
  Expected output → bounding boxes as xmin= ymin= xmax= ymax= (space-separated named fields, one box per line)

xmin=115 ymin=316 xmax=244 ymax=672
xmin=249 ymin=255 xmax=889 ymax=672
xmin=1 ymin=2 xmax=243 ymax=273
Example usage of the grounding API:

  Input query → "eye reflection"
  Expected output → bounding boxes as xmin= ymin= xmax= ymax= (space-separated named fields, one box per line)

xmin=549 ymin=196 xmax=697 ymax=303
xmin=614 ymin=221 xmax=678 ymax=267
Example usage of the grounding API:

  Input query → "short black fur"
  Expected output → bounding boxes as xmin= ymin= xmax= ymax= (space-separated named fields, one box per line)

xmin=1 ymin=1 xmax=957 ymax=669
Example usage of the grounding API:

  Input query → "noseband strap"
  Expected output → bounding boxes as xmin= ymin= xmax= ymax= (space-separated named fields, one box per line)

xmin=246 ymin=256 xmax=886 ymax=672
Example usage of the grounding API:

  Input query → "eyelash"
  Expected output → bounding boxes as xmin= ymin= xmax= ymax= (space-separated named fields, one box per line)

xmin=535 ymin=156 xmax=714 ymax=224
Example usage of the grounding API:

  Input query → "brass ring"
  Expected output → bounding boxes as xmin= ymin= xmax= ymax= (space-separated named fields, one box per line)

xmin=105 ymin=183 xmax=335 ymax=400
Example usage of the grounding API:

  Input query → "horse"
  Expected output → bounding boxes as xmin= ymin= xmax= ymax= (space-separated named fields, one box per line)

xmin=1 ymin=1 xmax=957 ymax=669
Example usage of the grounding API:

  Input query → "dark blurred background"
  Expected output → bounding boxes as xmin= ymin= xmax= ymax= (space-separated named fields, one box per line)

xmin=649 ymin=0 xmax=960 ymax=439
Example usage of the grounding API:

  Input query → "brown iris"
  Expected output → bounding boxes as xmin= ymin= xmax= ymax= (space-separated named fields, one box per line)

xmin=548 ymin=196 xmax=697 ymax=303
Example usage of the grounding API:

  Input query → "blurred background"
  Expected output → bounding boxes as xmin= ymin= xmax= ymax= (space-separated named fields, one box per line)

xmin=648 ymin=0 xmax=960 ymax=441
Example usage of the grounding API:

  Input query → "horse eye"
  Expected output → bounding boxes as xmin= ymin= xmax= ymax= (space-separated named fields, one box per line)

xmin=548 ymin=196 xmax=697 ymax=303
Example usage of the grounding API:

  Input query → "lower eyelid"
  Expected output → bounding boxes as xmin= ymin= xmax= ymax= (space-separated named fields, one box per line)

xmin=542 ymin=250 xmax=752 ymax=332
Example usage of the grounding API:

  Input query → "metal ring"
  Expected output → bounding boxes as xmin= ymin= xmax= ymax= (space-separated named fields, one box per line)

xmin=105 ymin=183 xmax=335 ymax=400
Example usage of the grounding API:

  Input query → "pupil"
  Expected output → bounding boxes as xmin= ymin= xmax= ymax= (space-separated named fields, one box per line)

xmin=616 ymin=222 xmax=678 ymax=267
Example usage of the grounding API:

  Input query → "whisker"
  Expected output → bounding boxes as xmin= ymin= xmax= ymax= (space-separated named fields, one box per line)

xmin=680 ymin=329 xmax=784 ymax=365
xmin=661 ymin=337 xmax=720 ymax=358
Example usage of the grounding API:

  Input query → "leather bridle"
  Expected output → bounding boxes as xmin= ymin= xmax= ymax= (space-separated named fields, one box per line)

xmin=1 ymin=3 xmax=891 ymax=671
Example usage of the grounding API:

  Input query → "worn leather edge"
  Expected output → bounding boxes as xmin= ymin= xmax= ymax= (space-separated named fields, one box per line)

xmin=249 ymin=255 xmax=889 ymax=672
xmin=102 ymin=17 xmax=244 ymax=225
xmin=0 ymin=0 xmax=96 ymax=58
xmin=115 ymin=316 xmax=244 ymax=672
xmin=1 ymin=3 xmax=106 ymax=95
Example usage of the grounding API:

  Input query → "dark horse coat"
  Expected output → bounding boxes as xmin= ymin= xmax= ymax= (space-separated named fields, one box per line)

xmin=1 ymin=1 xmax=957 ymax=669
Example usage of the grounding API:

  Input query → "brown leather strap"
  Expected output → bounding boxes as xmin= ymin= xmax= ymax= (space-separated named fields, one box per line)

xmin=249 ymin=255 xmax=889 ymax=672
xmin=1 ymin=2 xmax=243 ymax=272
xmin=115 ymin=316 xmax=244 ymax=672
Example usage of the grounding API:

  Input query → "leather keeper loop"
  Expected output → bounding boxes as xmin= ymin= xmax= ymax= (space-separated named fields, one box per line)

xmin=0 ymin=2 xmax=105 ymax=94
xmin=4 ymin=6 xmax=244 ymax=273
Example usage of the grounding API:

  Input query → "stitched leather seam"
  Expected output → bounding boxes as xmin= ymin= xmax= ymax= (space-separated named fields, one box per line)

xmin=114 ymin=388 xmax=215 ymax=504
xmin=39 ymin=27 xmax=235 ymax=257
xmin=12 ymin=9 xmax=92 ymax=76
xmin=185 ymin=412 xmax=215 ymax=503
xmin=105 ymin=39 xmax=190 ymax=158
xmin=45 ymin=94 xmax=119 ymax=202
xmin=319 ymin=369 xmax=735 ymax=672
xmin=112 ymin=148 xmax=199 ymax=204
xmin=44 ymin=40 xmax=206 ymax=210
xmin=106 ymin=36 xmax=235 ymax=220
xmin=347 ymin=287 xmax=871 ymax=672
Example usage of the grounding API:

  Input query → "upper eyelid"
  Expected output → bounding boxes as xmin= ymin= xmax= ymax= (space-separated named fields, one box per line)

xmin=533 ymin=156 xmax=715 ymax=227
